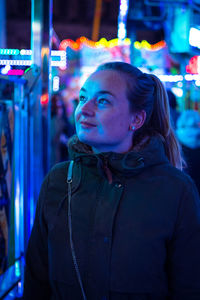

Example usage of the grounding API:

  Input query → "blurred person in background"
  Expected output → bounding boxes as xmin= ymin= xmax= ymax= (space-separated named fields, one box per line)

xmin=167 ymin=89 xmax=180 ymax=129
xmin=176 ymin=109 xmax=200 ymax=194
xmin=50 ymin=93 xmax=74 ymax=167
xmin=69 ymin=98 xmax=79 ymax=132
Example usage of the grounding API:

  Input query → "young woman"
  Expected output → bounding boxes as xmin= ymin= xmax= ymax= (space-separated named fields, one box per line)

xmin=23 ymin=62 xmax=200 ymax=300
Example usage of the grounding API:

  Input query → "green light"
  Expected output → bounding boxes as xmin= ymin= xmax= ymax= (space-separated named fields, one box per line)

xmin=24 ymin=67 xmax=31 ymax=73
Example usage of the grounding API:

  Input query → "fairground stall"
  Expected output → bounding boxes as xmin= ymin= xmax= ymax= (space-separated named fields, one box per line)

xmin=55 ymin=36 xmax=200 ymax=126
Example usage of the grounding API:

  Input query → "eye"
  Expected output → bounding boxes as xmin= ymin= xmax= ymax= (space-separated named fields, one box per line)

xmin=97 ymin=98 xmax=109 ymax=105
xmin=79 ymin=95 xmax=86 ymax=102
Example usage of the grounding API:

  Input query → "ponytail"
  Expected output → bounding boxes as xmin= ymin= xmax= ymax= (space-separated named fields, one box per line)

xmin=148 ymin=74 xmax=184 ymax=170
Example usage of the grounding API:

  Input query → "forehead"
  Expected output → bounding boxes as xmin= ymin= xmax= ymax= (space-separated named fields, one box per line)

xmin=82 ymin=69 xmax=127 ymax=94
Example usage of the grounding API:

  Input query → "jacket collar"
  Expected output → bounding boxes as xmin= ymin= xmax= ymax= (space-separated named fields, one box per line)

xmin=68 ymin=135 xmax=169 ymax=178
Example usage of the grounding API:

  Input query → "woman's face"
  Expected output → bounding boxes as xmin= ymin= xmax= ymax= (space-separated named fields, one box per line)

xmin=75 ymin=69 xmax=137 ymax=153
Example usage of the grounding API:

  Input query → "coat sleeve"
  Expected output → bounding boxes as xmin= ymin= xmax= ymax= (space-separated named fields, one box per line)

xmin=167 ymin=178 xmax=200 ymax=300
xmin=23 ymin=173 xmax=51 ymax=300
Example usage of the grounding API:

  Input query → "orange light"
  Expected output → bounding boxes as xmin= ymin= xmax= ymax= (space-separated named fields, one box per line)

xmin=59 ymin=37 xmax=166 ymax=52
xmin=41 ymin=47 xmax=49 ymax=58
xmin=150 ymin=40 xmax=166 ymax=50
xmin=134 ymin=40 xmax=166 ymax=51
xmin=41 ymin=93 xmax=49 ymax=105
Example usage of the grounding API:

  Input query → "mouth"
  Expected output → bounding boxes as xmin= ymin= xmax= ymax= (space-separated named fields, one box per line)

xmin=80 ymin=121 xmax=96 ymax=128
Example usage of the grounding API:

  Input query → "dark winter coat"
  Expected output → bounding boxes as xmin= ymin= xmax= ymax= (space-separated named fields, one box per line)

xmin=23 ymin=135 xmax=200 ymax=300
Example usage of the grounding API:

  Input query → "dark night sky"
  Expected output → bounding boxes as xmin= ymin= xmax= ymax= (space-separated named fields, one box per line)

xmin=6 ymin=0 xmax=119 ymax=49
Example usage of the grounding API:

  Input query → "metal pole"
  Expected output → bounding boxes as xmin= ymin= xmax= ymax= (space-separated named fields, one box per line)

xmin=92 ymin=0 xmax=102 ymax=41
xmin=28 ymin=0 xmax=52 ymax=240
xmin=41 ymin=0 xmax=52 ymax=175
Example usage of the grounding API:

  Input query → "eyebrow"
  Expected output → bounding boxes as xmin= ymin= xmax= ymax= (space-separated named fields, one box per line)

xmin=80 ymin=87 xmax=115 ymax=97
xmin=80 ymin=87 xmax=87 ymax=93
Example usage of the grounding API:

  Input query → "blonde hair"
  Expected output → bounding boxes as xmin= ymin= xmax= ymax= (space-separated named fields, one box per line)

xmin=148 ymin=74 xmax=183 ymax=170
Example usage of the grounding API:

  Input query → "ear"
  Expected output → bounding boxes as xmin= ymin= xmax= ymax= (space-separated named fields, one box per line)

xmin=131 ymin=110 xmax=146 ymax=130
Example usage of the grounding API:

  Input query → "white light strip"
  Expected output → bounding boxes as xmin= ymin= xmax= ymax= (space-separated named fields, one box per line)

xmin=51 ymin=50 xmax=66 ymax=56
xmin=120 ymin=0 xmax=129 ymax=17
xmin=20 ymin=49 xmax=32 ymax=55
xmin=158 ymin=74 xmax=200 ymax=82
xmin=158 ymin=75 xmax=184 ymax=82
xmin=0 ymin=58 xmax=66 ymax=67
xmin=118 ymin=0 xmax=129 ymax=41
xmin=184 ymin=74 xmax=200 ymax=81
xmin=51 ymin=61 xmax=66 ymax=67
xmin=0 ymin=60 xmax=32 ymax=66
xmin=1 ymin=49 xmax=65 ymax=56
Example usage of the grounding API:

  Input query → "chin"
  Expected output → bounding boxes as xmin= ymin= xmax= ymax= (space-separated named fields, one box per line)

xmin=77 ymin=134 xmax=94 ymax=145
xmin=78 ymin=135 xmax=103 ymax=149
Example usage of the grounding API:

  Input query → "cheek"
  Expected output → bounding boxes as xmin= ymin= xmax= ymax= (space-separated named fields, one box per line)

xmin=99 ymin=115 xmax=122 ymax=136
xmin=105 ymin=111 xmax=129 ymax=130
xmin=74 ymin=107 xmax=81 ymax=123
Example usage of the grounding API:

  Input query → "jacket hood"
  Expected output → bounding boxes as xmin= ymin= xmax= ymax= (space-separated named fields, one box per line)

xmin=68 ymin=135 xmax=169 ymax=180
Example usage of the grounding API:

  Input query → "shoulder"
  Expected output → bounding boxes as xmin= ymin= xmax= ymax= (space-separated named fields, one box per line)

xmin=47 ymin=161 xmax=70 ymax=183
xmin=38 ymin=161 xmax=71 ymax=213
xmin=157 ymin=163 xmax=199 ymax=201
xmin=146 ymin=162 xmax=199 ymax=202
xmin=44 ymin=160 xmax=80 ymax=195
xmin=38 ymin=161 xmax=71 ymax=199
xmin=149 ymin=164 xmax=200 ymax=232
xmin=155 ymin=162 xmax=195 ymax=185
xmin=50 ymin=161 xmax=70 ymax=173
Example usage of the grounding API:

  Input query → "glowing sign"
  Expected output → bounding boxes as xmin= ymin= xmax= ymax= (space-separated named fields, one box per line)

xmin=53 ymin=76 xmax=59 ymax=92
xmin=189 ymin=27 xmax=200 ymax=49
xmin=186 ymin=56 xmax=200 ymax=74
xmin=7 ymin=69 xmax=24 ymax=75
xmin=0 ymin=50 xmax=66 ymax=68
xmin=59 ymin=37 xmax=165 ymax=51
xmin=0 ymin=49 xmax=20 ymax=55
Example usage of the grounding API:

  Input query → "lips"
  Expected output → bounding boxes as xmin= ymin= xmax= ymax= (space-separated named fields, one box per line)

xmin=80 ymin=121 xmax=96 ymax=128
xmin=80 ymin=121 xmax=96 ymax=127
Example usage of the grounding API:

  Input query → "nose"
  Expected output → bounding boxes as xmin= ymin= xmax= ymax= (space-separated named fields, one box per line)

xmin=79 ymin=98 xmax=96 ymax=116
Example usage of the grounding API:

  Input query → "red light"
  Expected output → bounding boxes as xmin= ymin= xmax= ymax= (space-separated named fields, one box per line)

xmin=186 ymin=56 xmax=198 ymax=74
xmin=41 ymin=93 xmax=49 ymax=105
